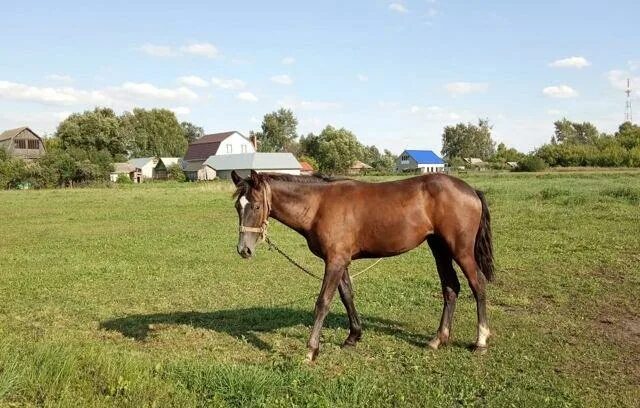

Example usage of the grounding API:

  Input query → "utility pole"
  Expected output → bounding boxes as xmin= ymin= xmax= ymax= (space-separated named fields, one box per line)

xmin=625 ymin=78 xmax=633 ymax=123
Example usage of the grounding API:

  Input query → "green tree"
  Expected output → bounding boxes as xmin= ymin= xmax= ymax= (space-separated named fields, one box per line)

xmin=181 ymin=121 xmax=204 ymax=144
xmin=441 ymin=119 xmax=495 ymax=160
xmin=370 ymin=149 xmax=397 ymax=173
xmin=552 ymin=119 xmax=599 ymax=144
xmin=56 ymin=107 xmax=126 ymax=158
xmin=614 ymin=121 xmax=640 ymax=150
xmin=254 ymin=108 xmax=298 ymax=152
xmin=492 ymin=142 xmax=524 ymax=163
xmin=120 ymin=108 xmax=187 ymax=157
xmin=314 ymin=126 xmax=363 ymax=173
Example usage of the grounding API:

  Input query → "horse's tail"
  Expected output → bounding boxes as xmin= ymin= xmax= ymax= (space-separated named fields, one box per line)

xmin=474 ymin=190 xmax=494 ymax=282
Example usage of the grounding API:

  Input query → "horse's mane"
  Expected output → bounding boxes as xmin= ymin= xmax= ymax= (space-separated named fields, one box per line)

xmin=233 ymin=172 xmax=349 ymax=198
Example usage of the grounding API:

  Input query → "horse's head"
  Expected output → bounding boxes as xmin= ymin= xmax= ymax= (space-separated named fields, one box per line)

xmin=231 ymin=170 xmax=271 ymax=259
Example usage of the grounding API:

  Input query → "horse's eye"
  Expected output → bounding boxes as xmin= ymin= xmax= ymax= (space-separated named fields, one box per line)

xmin=255 ymin=204 xmax=261 ymax=210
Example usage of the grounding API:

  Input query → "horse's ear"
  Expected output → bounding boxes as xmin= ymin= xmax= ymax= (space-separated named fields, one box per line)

xmin=250 ymin=170 xmax=261 ymax=186
xmin=231 ymin=170 xmax=242 ymax=186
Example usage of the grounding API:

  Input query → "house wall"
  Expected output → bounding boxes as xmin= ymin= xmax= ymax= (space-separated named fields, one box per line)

xmin=396 ymin=153 xmax=419 ymax=172
xmin=6 ymin=129 xmax=46 ymax=160
xmin=417 ymin=164 xmax=445 ymax=173
xmin=214 ymin=133 xmax=256 ymax=155
xmin=216 ymin=168 xmax=300 ymax=179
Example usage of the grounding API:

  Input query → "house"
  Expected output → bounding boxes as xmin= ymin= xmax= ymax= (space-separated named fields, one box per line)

xmin=348 ymin=160 xmax=373 ymax=175
xmin=203 ymin=153 xmax=301 ymax=180
xmin=183 ymin=161 xmax=216 ymax=181
xmin=463 ymin=157 xmax=486 ymax=166
xmin=299 ymin=161 xmax=315 ymax=175
xmin=397 ymin=150 xmax=445 ymax=173
xmin=506 ymin=161 xmax=519 ymax=169
xmin=0 ymin=127 xmax=46 ymax=161
xmin=184 ymin=131 xmax=256 ymax=163
xmin=110 ymin=163 xmax=142 ymax=183
xmin=128 ymin=157 xmax=182 ymax=180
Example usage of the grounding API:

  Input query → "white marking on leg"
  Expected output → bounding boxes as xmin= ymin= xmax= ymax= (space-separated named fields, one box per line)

xmin=477 ymin=324 xmax=490 ymax=347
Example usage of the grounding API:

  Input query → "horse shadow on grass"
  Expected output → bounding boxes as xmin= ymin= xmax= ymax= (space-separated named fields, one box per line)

xmin=99 ymin=307 xmax=470 ymax=352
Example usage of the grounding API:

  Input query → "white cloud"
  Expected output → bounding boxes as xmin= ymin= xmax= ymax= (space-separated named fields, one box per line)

xmin=177 ymin=75 xmax=209 ymax=88
xmin=236 ymin=92 xmax=258 ymax=102
xmin=389 ymin=3 xmax=408 ymax=13
xmin=180 ymin=42 xmax=219 ymax=58
xmin=170 ymin=106 xmax=191 ymax=116
xmin=211 ymin=77 xmax=246 ymax=90
xmin=542 ymin=85 xmax=578 ymax=99
xmin=282 ymin=57 xmax=296 ymax=65
xmin=112 ymin=82 xmax=198 ymax=101
xmin=549 ymin=56 xmax=591 ymax=69
xmin=0 ymin=80 xmax=104 ymax=105
xmin=444 ymin=82 xmax=489 ymax=96
xmin=139 ymin=44 xmax=177 ymax=57
xmin=357 ymin=74 xmax=369 ymax=82
xmin=46 ymin=74 xmax=73 ymax=83
xmin=270 ymin=74 xmax=293 ymax=85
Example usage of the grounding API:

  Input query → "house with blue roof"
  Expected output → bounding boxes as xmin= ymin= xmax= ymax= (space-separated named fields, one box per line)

xmin=396 ymin=150 xmax=446 ymax=174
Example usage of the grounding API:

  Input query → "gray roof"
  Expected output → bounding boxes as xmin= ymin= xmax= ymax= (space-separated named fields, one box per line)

xmin=129 ymin=157 xmax=156 ymax=168
xmin=0 ymin=126 xmax=31 ymax=141
xmin=112 ymin=163 xmax=137 ymax=173
xmin=203 ymin=153 xmax=301 ymax=171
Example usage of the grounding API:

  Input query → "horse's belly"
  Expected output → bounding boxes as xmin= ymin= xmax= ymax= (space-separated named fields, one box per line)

xmin=356 ymin=217 xmax=431 ymax=258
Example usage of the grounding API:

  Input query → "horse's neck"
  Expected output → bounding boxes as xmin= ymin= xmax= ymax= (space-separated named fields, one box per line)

xmin=269 ymin=181 xmax=318 ymax=233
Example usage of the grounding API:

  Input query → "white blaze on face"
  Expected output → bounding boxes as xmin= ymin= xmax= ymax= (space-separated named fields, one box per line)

xmin=239 ymin=196 xmax=249 ymax=216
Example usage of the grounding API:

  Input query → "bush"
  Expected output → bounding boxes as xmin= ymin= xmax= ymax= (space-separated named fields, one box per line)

xmin=514 ymin=155 xmax=548 ymax=172
xmin=167 ymin=164 xmax=186 ymax=182
xmin=116 ymin=174 xmax=133 ymax=184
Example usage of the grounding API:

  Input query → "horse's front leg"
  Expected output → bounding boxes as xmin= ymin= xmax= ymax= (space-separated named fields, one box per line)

xmin=338 ymin=269 xmax=362 ymax=347
xmin=306 ymin=260 xmax=345 ymax=362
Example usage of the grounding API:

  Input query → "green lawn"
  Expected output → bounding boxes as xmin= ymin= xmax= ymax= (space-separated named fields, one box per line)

xmin=0 ymin=171 xmax=639 ymax=407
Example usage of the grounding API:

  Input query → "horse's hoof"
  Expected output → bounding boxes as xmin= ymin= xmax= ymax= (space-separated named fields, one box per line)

xmin=427 ymin=337 xmax=441 ymax=350
xmin=473 ymin=345 xmax=488 ymax=354
xmin=341 ymin=340 xmax=356 ymax=349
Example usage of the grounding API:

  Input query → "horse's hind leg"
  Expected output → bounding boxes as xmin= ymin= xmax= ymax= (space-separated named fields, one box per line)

xmin=427 ymin=235 xmax=460 ymax=350
xmin=456 ymin=252 xmax=490 ymax=352
xmin=338 ymin=269 xmax=362 ymax=347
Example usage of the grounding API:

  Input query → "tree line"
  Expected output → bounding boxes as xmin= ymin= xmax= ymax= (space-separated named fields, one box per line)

xmin=0 ymin=107 xmax=201 ymax=188
xmin=251 ymin=108 xmax=397 ymax=174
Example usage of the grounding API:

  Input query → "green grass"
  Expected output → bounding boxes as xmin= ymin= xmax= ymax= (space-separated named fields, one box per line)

xmin=0 ymin=171 xmax=639 ymax=407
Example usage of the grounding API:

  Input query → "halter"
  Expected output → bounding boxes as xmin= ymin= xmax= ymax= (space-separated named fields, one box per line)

xmin=239 ymin=182 xmax=272 ymax=242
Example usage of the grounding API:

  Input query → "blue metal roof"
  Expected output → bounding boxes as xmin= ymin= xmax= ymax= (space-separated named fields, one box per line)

xmin=404 ymin=150 xmax=445 ymax=165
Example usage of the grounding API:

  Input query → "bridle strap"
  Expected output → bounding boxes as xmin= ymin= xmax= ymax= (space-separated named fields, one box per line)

xmin=239 ymin=182 xmax=272 ymax=242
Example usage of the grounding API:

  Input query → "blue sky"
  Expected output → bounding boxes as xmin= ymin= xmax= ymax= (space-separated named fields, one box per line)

xmin=1 ymin=0 xmax=638 ymax=153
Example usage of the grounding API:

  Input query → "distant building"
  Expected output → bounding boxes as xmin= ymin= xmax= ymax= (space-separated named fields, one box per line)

xmin=397 ymin=150 xmax=445 ymax=173
xmin=463 ymin=157 xmax=486 ymax=166
xmin=110 ymin=163 xmax=142 ymax=183
xmin=184 ymin=131 xmax=256 ymax=163
xmin=0 ymin=127 xmax=46 ymax=161
xmin=348 ymin=160 xmax=373 ymax=175
xmin=183 ymin=161 xmax=216 ymax=181
xmin=299 ymin=161 xmax=315 ymax=175
xmin=203 ymin=153 xmax=301 ymax=179
xmin=128 ymin=157 xmax=182 ymax=180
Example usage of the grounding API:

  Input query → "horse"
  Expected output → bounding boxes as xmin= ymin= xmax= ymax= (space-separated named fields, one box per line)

xmin=231 ymin=170 xmax=494 ymax=361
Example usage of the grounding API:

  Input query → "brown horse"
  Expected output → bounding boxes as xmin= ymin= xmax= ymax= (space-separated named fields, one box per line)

xmin=231 ymin=170 xmax=493 ymax=361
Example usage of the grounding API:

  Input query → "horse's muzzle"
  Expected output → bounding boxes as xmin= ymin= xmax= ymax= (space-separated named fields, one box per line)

xmin=237 ymin=245 xmax=253 ymax=259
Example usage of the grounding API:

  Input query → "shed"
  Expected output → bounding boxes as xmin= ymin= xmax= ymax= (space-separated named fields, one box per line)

xmin=396 ymin=150 xmax=445 ymax=173
xmin=203 ymin=153 xmax=301 ymax=179
xmin=183 ymin=161 xmax=216 ymax=181
xmin=348 ymin=160 xmax=373 ymax=175
xmin=153 ymin=157 xmax=182 ymax=180
xmin=110 ymin=163 xmax=142 ymax=183
xmin=299 ymin=161 xmax=315 ymax=175
xmin=0 ymin=127 xmax=46 ymax=161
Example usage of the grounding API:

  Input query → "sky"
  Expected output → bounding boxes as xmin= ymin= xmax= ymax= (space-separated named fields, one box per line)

xmin=1 ymin=0 xmax=638 ymax=154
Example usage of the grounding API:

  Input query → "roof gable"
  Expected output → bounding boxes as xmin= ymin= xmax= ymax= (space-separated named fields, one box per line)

xmin=0 ymin=126 xmax=40 ymax=142
xmin=184 ymin=131 xmax=250 ymax=161
xmin=404 ymin=150 xmax=444 ymax=165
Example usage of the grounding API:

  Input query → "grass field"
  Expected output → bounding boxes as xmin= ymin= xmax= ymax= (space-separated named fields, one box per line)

xmin=0 ymin=171 xmax=639 ymax=407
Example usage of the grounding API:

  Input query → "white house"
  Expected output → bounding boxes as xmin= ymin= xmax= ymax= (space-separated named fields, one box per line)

xmin=396 ymin=150 xmax=446 ymax=173
xmin=184 ymin=131 xmax=256 ymax=163
xmin=203 ymin=153 xmax=301 ymax=179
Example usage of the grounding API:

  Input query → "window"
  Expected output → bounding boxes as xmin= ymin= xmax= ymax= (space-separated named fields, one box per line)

xmin=14 ymin=139 xmax=26 ymax=149
xmin=226 ymin=144 xmax=232 ymax=153
xmin=241 ymin=144 xmax=247 ymax=153
xmin=28 ymin=140 xmax=39 ymax=149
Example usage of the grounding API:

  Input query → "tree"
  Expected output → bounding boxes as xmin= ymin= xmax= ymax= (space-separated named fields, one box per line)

xmin=614 ymin=121 xmax=640 ymax=150
xmin=181 ymin=121 xmax=204 ymax=144
xmin=553 ymin=119 xmax=599 ymax=144
xmin=313 ymin=126 xmax=363 ymax=173
xmin=492 ymin=142 xmax=524 ymax=163
xmin=254 ymin=108 xmax=298 ymax=152
xmin=441 ymin=119 xmax=495 ymax=160
xmin=370 ymin=149 xmax=397 ymax=173
xmin=120 ymin=108 xmax=187 ymax=157
xmin=56 ymin=107 xmax=126 ymax=158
